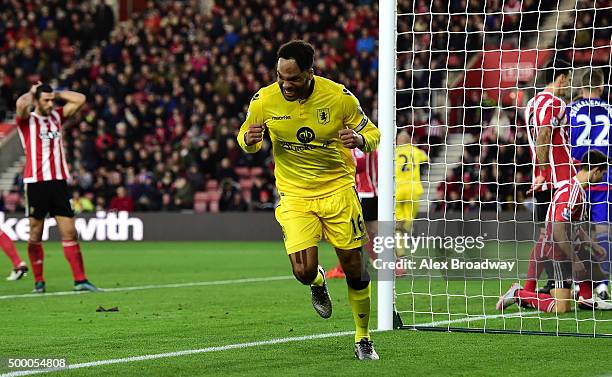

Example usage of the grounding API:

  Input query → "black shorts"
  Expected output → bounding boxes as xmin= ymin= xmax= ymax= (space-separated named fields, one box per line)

xmin=361 ymin=197 xmax=378 ymax=222
xmin=534 ymin=189 xmax=555 ymax=223
xmin=540 ymin=247 xmax=599 ymax=289
xmin=543 ymin=259 xmax=573 ymax=289
xmin=25 ymin=180 xmax=74 ymax=220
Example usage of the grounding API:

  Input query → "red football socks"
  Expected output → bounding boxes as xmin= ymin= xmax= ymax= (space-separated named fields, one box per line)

xmin=62 ymin=240 xmax=87 ymax=282
xmin=515 ymin=289 xmax=555 ymax=312
xmin=524 ymin=233 xmax=546 ymax=292
xmin=0 ymin=231 xmax=22 ymax=268
xmin=578 ymin=281 xmax=593 ymax=300
xmin=27 ymin=241 xmax=45 ymax=282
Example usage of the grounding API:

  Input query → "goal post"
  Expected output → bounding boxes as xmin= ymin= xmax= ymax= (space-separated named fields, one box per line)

xmin=377 ymin=0 xmax=612 ymax=337
xmin=377 ymin=0 xmax=397 ymax=331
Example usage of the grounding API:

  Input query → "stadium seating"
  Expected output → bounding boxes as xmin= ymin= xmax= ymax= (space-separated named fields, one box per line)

xmin=2 ymin=0 xmax=379 ymax=213
xmin=3 ymin=0 xmax=606 ymax=214
xmin=193 ymin=191 xmax=209 ymax=213
xmin=428 ymin=0 xmax=611 ymax=211
xmin=2 ymin=192 xmax=21 ymax=213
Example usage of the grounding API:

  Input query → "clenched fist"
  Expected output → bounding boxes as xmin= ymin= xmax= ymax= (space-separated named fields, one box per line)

xmin=245 ymin=123 xmax=265 ymax=146
xmin=29 ymin=81 xmax=43 ymax=95
xmin=339 ymin=128 xmax=364 ymax=149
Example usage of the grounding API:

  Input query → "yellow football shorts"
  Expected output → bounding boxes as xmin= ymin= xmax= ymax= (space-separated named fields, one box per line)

xmin=396 ymin=188 xmax=422 ymax=231
xmin=275 ymin=186 xmax=368 ymax=254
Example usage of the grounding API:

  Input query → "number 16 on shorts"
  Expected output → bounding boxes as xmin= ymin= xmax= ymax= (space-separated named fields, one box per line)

xmin=351 ymin=214 xmax=366 ymax=240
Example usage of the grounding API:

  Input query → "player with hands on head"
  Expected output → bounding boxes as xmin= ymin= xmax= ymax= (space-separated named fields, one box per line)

xmin=15 ymin=81 xmax=97 ymax=293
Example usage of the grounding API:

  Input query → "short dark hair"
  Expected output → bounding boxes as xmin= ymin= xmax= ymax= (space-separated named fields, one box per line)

xmin=34 ymin=84 xmax=53 ymax=100
xmin=277 ymin=40 xmax=315 ymax=71
xmin=582 ymin=68 xmax=604 ymax=88
xmin=545 ymin=58 xmax=572 ymax=83
xmin=580 ymin=149 xmax=609 ymax=172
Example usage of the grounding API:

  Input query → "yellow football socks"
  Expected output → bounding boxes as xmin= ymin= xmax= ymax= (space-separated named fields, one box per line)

xmin=311 ymin=270 xmax=324 ymax=287
xmin=348 ymin=282 xmax=371 ymax=342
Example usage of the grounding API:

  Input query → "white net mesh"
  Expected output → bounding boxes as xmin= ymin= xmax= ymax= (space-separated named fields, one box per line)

xmin=392 ymin=0 xmax=612 ymax=336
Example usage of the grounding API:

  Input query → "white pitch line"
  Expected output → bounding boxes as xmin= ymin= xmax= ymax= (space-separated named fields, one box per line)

xmin=0 ymin=312 xmax=544 ymax=377
xmin=413 ymin=311 xmax=538 ymax=327
xmin=0 ymin=276 xmax=294 ymax=300
xmin=0 ymin=331 xmax=356 ymax=377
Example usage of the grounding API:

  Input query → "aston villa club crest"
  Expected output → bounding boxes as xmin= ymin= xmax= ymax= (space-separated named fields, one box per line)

xmin=317 ymin=108 xmax=330 ymax=124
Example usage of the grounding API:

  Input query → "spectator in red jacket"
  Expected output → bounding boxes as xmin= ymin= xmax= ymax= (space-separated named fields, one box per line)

xmin=109 ymin=186 xmax=134 ymax=212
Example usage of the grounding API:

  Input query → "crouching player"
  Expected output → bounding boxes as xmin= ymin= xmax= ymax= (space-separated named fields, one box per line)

xmin=568 ymin=68 xmax=612 ymax=300
xmin=587 ymin=182 xmax=612 ymax=300
xmin=497 ymin=150 xmax=612 ymax=312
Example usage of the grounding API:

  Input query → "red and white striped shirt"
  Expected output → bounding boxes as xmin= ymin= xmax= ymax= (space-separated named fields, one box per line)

xmin=543 ymin=177 xmax=586 ymax=259
xmin=546 ymin=177 xmax=586 ymax=224
xmin=351 ymin=149 xmax=377 ymax=198
xmin=16 ymin=108 xmax=70 ymax=183
xmin=524 ymin=91 xmax=576 ymax=191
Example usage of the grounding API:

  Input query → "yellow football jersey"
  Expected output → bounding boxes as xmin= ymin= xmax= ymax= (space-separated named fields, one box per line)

xmin=238 ymin=75 xmax=380 ymax=198
xmin=395 ymin=144 xmax=429 ymax=200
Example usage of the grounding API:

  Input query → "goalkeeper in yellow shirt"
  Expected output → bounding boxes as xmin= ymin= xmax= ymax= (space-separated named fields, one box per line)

xmin=395 ymin=131 xmax=429 ymax=233
xmin=393 ymin=131 xmax=429 ymax=275
xmin=238 ymin=40 xmax=380 ymax=360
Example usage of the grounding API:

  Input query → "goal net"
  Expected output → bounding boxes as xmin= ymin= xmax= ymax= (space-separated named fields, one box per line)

xmin=377 ymin=0 xmax=612 ymax=337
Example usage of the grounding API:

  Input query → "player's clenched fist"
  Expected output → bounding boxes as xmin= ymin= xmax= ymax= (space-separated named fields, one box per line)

xmin=29 ymin=81 xmax=42 ymax=95
xmin=339 ymin=128 xmax=365 ymax=149
xmin=245 ymin=123 xmax=265 ymax=145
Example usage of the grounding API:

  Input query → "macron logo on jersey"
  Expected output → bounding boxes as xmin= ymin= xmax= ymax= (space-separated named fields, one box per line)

xmin=272 ymin=115 xmax=292 ymax=121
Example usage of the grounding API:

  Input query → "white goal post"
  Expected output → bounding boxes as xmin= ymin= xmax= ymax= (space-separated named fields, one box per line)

xmin=377 ymin=0 xmax=397 ymax=331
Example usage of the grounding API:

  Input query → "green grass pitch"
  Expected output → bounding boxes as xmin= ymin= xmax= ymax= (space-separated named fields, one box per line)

xmin=396 ymin=242 xmax=612 ymax=336
xmin=0 ymin=241 xmax=611 ymax=377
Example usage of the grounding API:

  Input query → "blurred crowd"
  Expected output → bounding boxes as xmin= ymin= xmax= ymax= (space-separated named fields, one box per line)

xmin=556 ymin=0 xmax=612 ymax=56
xmin=436 ymin=111 xmax=533 ymax=212
xmin=1 ymin=0 xmax=609 ymax=214
xmin=433 ymin=0 xmax=612 ymax=212
xmin=396 ymin=0 xmax=556 ymax=158
xmin=0 ymin=0 xmax=114 ymax=119
xmin=2 ymin=0 xmax=381 ymax=213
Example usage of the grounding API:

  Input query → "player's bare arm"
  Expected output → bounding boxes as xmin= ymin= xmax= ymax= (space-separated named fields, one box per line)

xmin=339 ymin=128 xmax=365 ymax=149
xmin=15 ymin=81 xmax=42 ymax=118
xmin=244 ymin=123 xmax=265 ymax=146
xmin=535 ymin=125 xmax=552 ymax=166
xmin=552 ymin=221 xmax=586 ymax=274
xmin=527 ymin=174 xmax=546 ymax=195
xmin=577 ymin=226 xmax=607 ymax=260
xmin=57 ymin=90 xmax=86 ymax=118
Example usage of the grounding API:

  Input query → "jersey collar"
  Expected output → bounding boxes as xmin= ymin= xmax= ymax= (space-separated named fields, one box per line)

xmin=31 ymin=109 xmax=52 ymax=119
xmin=298 ymin=77 xmax=316 ymax=104
xmin=572 ymin=176 xmax=587 ymax=191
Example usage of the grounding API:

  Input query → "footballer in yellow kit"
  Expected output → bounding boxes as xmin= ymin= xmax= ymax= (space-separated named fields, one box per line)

xmin=238 ymin=40 xmax=380 ymax=360
xmin=395 ymin=131 xmax=429 ymax=231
